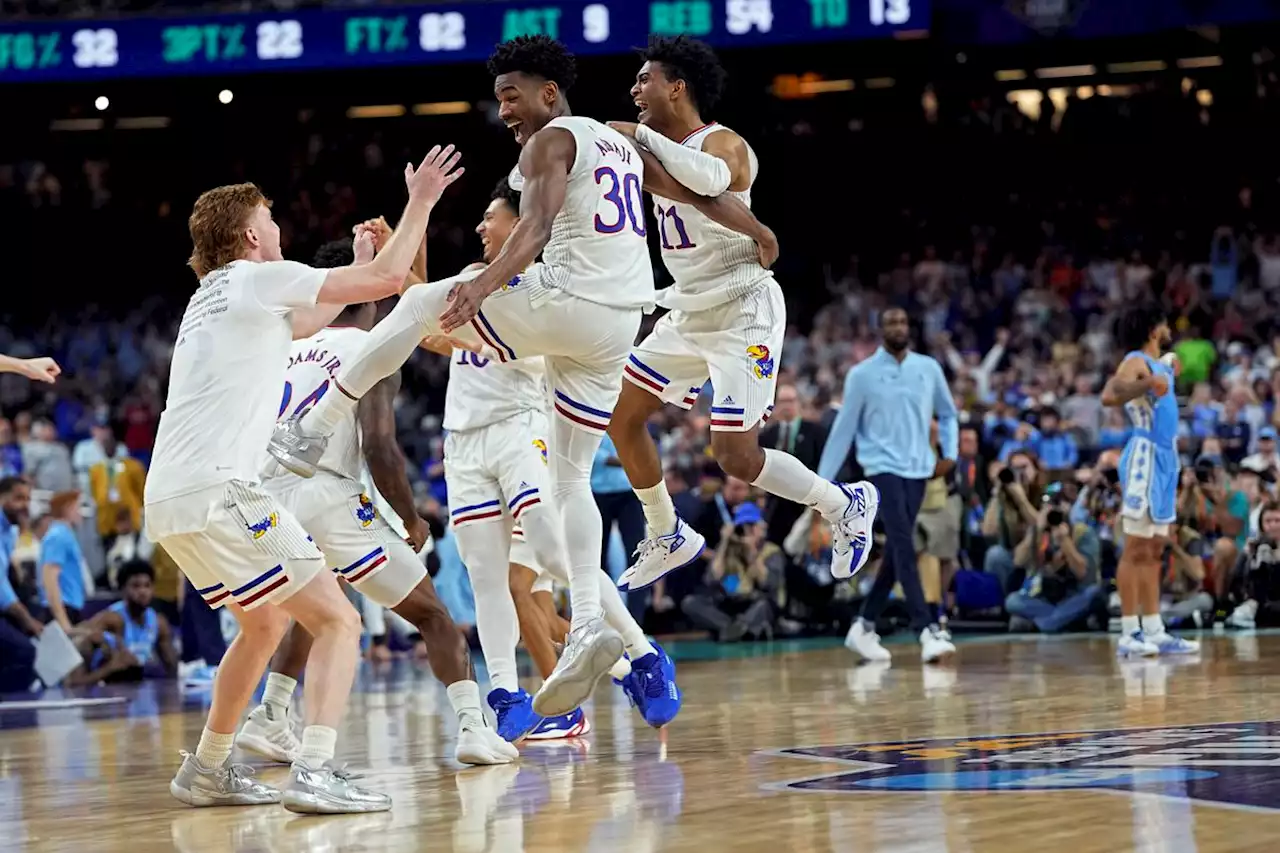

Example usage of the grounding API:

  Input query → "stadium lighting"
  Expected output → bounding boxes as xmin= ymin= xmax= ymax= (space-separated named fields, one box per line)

xmin=1034 ymin=65 xmax=1096 ymax=79
xmin=94 ymin=96 xmax=109 ymax=111
xmin=219 ymin=89 xmax=234 ymax=105
xmin=347 ymin=105 xmax=407 ymax=119
xmin=412 ymin=101 xmax=472 ymax=116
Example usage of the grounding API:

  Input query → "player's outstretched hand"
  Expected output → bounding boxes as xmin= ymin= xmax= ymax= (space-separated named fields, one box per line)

xmin=439 ymin=276 xmax=491 ymax=334
xmin=606 ymin=121 xmax=639 ymax=140
xmin=405 ymin=144 xmax=465 ymax=207
xmin=13 ymin=356 xmax=61 ymax=383
xmin=352 ymin=226 xmax=377 ymax=264
xmin=755 ymin=224 xmax=780 ymax=269
xmin=354 ymin=216 xmax=393 ymax=251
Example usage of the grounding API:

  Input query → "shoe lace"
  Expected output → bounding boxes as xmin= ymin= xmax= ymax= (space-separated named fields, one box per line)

xmin=633 ymin=657 xmax=666 ymax=700
xmin=632 ymin=537 xmax=661 ymax=563
xmin=224 ymin=762 xmax=261 ymax=791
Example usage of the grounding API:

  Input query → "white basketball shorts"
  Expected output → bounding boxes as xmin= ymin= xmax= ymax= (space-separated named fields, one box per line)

xmin=147 ymin=481 xmax=325 ymax=612
xmin=265 ymin=473 xmax=425 ymax=608
xmin=624 ymin=279 xmax=786 ymax=432
xmin=445 ymin=409 xmax=552 ymax=540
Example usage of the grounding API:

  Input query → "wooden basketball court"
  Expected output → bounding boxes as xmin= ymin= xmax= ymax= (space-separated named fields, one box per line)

xmin=3 ymin=631 xmax=1280 ymax=852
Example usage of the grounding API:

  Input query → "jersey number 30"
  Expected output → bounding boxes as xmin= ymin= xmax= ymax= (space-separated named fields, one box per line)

xmin=594 ymin=166 xmax=646 ymax=236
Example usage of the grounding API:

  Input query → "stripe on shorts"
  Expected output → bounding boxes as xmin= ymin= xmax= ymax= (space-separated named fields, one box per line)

xmin=336 ymin=546 xmax=386 ymax=585
xmin=196 ymin=581 xmax=231 ymax=607
xmin=553 ymin=389 xmax=611 ymax=432
xmin=234 ymin=564 xmax=289 ymax=607
xmin=509 ymin=487 xmax=541 ymax=519
xmin=710 ymin=404 xmax=746 ymax=429
xmin=451 ymin=498 xmax=503 ymax=526
xmin=476 ymin=310 xmax=517 ymax=362
xmin=623 ymin=356 xmax=669 ymax=394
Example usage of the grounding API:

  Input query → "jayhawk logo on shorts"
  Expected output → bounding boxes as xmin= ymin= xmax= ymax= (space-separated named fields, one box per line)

xmin=533 ymin=438 xmax=548 ymax=465
xmin=748 ymin=345 xmax=775 ymax=380
xmin=247 ymin=513 xmax=278 ymax=540
xmin=501 ymin=275 xmax=521 ymax=291
xmin=355 ymin=494 xmax=378 ymax=528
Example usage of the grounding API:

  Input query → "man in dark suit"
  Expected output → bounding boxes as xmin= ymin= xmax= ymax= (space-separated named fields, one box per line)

xmin=758 ymin=383 xmax=829 ymax=546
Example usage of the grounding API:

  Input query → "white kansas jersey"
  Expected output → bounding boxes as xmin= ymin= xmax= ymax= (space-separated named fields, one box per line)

xmin=146 ymin=260 xmax=326 ymax=505
xmin=651 ymin=123 xmax=772 ymax=312
xmin=272 ymin=325 xmax=369 ymax=481
xmin=444 ymin=349 xmax=546 ymax=432
xmin=509 ymin=115 xmax=655 ymax=310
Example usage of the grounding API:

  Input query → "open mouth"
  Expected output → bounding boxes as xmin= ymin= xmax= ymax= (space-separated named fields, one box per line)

xmin=634 ymin=100 xmax=649 ymax=121
xmin=506 ymin=120 xmax=524 ymax=143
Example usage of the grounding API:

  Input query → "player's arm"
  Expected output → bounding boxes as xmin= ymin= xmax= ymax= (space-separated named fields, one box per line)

xmin=633 ymin=125 xmax=747 ymax=193
xmin=0 ymin=354 xmax=60 ymax=383
xmin=1101 ymin=356 xmax=1158 ymax=407
xmin=358 ymin=371 xmax=426 ymax=547
xmin=932 ymin=360 xmax=960 ymax=463
xmin=155 ymin=614 xmax=178 ymax=677
xmin=635 ymin=147 xmax=779 ymax=268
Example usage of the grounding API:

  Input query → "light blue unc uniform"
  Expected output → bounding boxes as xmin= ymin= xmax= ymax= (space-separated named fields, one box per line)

xmin=1118 ymin=351 xmax=1179 ymax=532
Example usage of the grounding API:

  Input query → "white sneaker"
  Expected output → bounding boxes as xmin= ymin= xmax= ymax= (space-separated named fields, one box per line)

xmin=236 ymin=704 xmax=300 ymax=764
xmin=1227 ymin=600 xmax=1258 ymax=629
xmin=1148 ymin=631 xmax=1201 ymax=655
xmin=618 ymin=518 xmax=706 ymax=591
xmin=920 ymin=626 xmax=956 ymax=663
xmin=455 ymin=723 xmax=520 ymax=766
xmin=845 ymin=620 xmax=891 ymax=661
xmin=829 ymin=481 xmax=880 ymax=579
xmin=1117 ymin=630 xmax=1160 ymax=658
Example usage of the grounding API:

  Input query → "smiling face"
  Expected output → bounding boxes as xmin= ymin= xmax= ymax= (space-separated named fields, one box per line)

xmin=245 ymin=202 xmax=283 ymax=263
xmin=630 ymin=60 xmax=681 ymax=128
xmin=494 ymin=71 xmax=557 ymax=147
xmin=476 ymin=197 xmax=519 ymax=262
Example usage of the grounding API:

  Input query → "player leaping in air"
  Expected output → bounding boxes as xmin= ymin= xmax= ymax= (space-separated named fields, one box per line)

xmin=268 ymin=35 xmax=778 ymax=718
xmin=604 ymin=37 xmax=878 ymax=592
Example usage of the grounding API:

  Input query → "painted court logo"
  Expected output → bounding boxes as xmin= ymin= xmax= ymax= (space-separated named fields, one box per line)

xmin=355 ymin=494 xmax=378 ymax=528
xmin=747 ymin=345 xmax=774 ymax=379
xmin=761 ymin=721 xmax=1280 ymax=811
xmin=247 ymin=513 xmax=278 ymax=540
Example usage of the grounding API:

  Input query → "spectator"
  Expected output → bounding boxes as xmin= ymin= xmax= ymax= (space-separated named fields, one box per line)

xmin=1026 ymin=408 xmax=1079 ymax=475
xmin=21 ymin=419 xmax=74 ymax=492
xmin=37 ymin=490 xmax=88 ymax=630
xmin=1242 ymin=426 xmax=1280 ymax=480
xmin=1005 ymin=485 xmax=1103 ymax=633
xmin=71 ymin=420 xmax=121 ymax=490
xmin=758 ymin=382 xmax=828 ymax=549
xmin=591 ymin=433 xmax=647 ymax=621
xmin=916 ymin=420 xmax=963 ymax=618
xmin=1225 ymin=500 xmax=1280 ymax=629
xmin=681 ymin=503 xmax=781 ymax=641
xmin=0 ymin=476 xmax=42 ymax=692
xmin=69 ymin=561 xmax=177 ymax=682
xmin=1161 ymin=523 xmax=1213 ymax=629
xmin=1062 ymin=376 xmax=1104 ymax=447
xmin=88 ymin=426 xmax=147 ymax=549
xmin=0 ymin=418 xmax=21 ymax=477
xmin=104 ymin=507 xmax=154 ymax=590
xmin=982 ymin=450 xmax=1042 ymax=592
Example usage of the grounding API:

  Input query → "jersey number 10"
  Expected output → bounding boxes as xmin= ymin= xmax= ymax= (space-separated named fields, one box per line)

xmin=594 ymin=166 xmax=646 ymax=236
xmin=278 ymin=379 xmax=329 ymax=419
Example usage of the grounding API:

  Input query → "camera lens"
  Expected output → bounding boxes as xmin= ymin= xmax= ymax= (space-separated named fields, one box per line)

xmin=1047 ymin=510 xmax=1065 ymax=527
xmin=999 ymin=467 xmax=1016 ymax=485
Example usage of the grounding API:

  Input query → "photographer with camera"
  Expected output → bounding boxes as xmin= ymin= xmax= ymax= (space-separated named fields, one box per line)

xmin=1004 ymin=483 xmax=1104 ymax=633
xmin=981 ymin=450 xmax=1042 ymax=594
xmin=681 ymin=503 xmax=783 ymax=642
xmin=1225 ymin=499 xmax=1280 ymax=628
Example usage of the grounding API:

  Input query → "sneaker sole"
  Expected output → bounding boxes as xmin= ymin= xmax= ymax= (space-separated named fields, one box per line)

xmin=532 ymin=634 xmax=626 ymax=717
xmin=1117 ymin=647 xmax=1160 ymax=658
xmin=170 ymin=780 xmax=281 ymax=807
xmin=282 ymin=790 xmax=392 ymax=815
xmin=618 ymin=537 xmax=707 ymax=592
xmin=524 ymin=717 xmax=591 ymax=741
xmin=267 ymin=445 xmax=317 ymax=479
xmin=236 ymin=731 xmax=296 ymax=764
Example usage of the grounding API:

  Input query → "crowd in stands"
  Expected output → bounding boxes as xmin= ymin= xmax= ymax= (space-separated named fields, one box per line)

xmin=6 ymin=68 xmax=1280 ymax=687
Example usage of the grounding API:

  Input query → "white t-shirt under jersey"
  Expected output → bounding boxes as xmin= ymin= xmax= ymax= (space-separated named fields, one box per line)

xmin=443 ymin=349 xmax=546 ymax=433
xmin=146 ymin=259 xmax=326 ymax=506
xmin=265 ymin=324 xmax=369 ymax=482
xmin=509 ymin=115 xmax=655 ymax=311
xmin=651 ymin=123 xmax=773 ymax=312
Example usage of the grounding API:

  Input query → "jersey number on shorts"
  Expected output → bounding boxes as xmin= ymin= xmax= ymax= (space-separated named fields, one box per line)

xmin=278 ymin=380 xmax=330 ymax=419
xmin=455 ymin=351 xmax=490 ymax=368
xmin=656 ymin=205 xmax=697 ymax=251
xmin=594 ymin=166 xmax=646 ymax=237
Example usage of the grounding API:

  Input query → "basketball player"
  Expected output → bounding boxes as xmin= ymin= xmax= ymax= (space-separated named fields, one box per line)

xmin=603 ymin=37 xmax=878 ymax=592
xmin=424 ymin=178 xmax=679 ymax=741
xmin=268 ymin=36 xmax=775 ymax=718
xmin=146 ymin=145 xmax=463 ymax=813
xmin=1101 ymin=305 xmax=1198 ymax=657
xmin=0 ymin=355 xmax=60 ymax=383
xmin=235 ymin=233 xmax=517 ymax=767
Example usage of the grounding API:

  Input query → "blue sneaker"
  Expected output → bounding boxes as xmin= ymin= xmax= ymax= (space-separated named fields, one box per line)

xmin=525 ymin=708 xmax=591 ymax=741
xmin=1150 ymin=632 xmax=1200 ymax=655
xmin=487 ymin=688 xmax=540 ymax=743
xmin=621 ymin=644 xmax=681 ymax=728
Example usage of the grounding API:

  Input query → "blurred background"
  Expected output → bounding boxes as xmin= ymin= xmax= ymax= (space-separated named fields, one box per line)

xmin=6 ymin=0 xmax=1280 ymax=679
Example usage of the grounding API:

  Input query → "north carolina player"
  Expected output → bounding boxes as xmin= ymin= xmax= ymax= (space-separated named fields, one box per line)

xmin=1101 ymin=305 xmax=1199 ymax=657
xmin=147 ymin=147 xmax=462 ymax=814
xmin=269 ymin=36 xmax=774 ymax=718
xmin=235 ymin=235 xmax=515 ymax=768
xmin=427 ymin=180 xmax=680 ymax=742
xmin=604 ymin=37 xmax=878 ymax=591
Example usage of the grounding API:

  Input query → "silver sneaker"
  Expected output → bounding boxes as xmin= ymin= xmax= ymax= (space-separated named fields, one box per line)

xmin=532 ymin=617 xmax=624 ymax=717
xmin=282 ymin=760 xmax=391 ymax=814
xmin=266 ymin=415 xmax=327 ymax=479
xmin=169 ymin=751 xmax=282 ymax=807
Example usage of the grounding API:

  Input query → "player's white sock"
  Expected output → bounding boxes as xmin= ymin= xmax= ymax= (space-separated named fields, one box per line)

xmin=447 ymin=680 xmax=486 ymax=729
xmin=194 ymin=727 xmax=235 ymax=768
xmin=263 ymin=672 xmax=296 ymax=719
xmin=1121 ymin=615 xmax=1140 ymax=636
xmin=610 ymin=657 xmax=633 ymax=680
xmin=752 ymin=449 xmax=848 ymax=518
xmin=454 ymin=520 xmax=521 ymax=693
xmin=553 ymin=423 xmax=607 ymax=631
xmin=1141 ymin=613 xmax=1165 ymax=636
xmin=635 ymin=482 xmax=678 ymax=534
xmin=596 ymin=570 xmax=657 ymax=660
xmin=306 ymin=281 xmax=453 ymax=436
xmin=299 ymin=725 xmax=337 ymax=765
